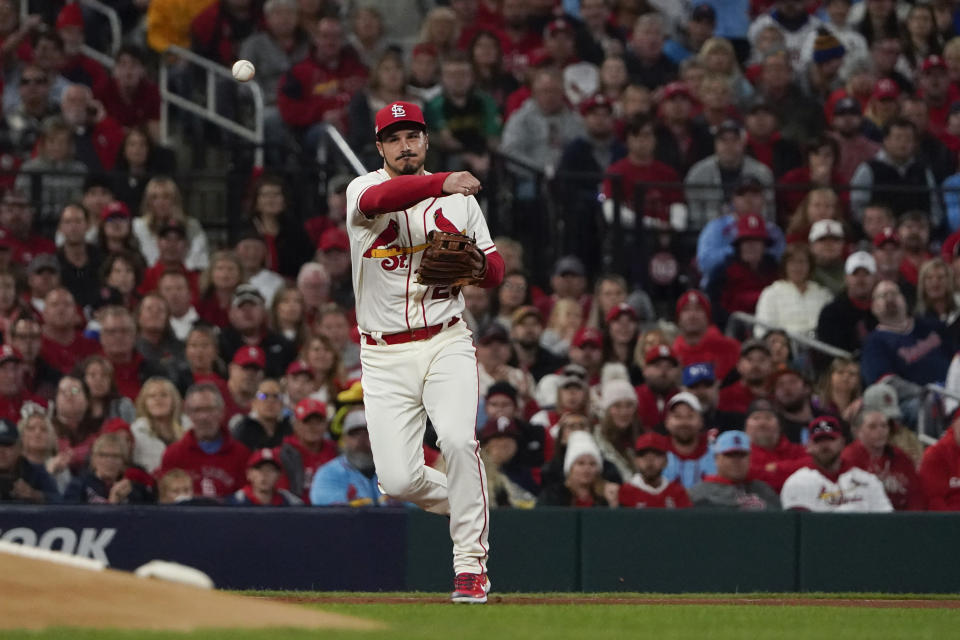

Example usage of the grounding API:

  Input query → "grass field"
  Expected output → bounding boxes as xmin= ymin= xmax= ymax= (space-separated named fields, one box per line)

xmin=6 ymin=592 xmax=960 ymax=639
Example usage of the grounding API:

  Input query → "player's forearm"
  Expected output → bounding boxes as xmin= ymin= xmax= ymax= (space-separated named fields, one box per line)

xmin=478 ymin=251 xmax=504 ymax=289
xmin=358 ymin=173 xmax=452 ymax=215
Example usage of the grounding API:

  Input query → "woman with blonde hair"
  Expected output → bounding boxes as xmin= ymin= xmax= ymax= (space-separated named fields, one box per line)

xmin=196 ymin=250 xmax=244 ymax=328
xmin=133 ymin=176 xmax=209 ymax=271
xmin=130 ymin=377 xmax=185 ymax=473
xmin=785 ymin=187 xmax=841 ymax=242
xmin=813 ymin=357 xmax=862 ymax=424
xmin=697 ymin=36 xmax=754 ymax=107
xmin=300 ymin=334 xmax=344 ymax=404
xmin=18 ymin=404 xmax=72 ymax=494
xmin=419 ymin=6 xmax=459 ymax=56
xmin=541 ymin=298 xmax=583 ymax=357
xmin=916 ymin=257 xmax=960 ymax=335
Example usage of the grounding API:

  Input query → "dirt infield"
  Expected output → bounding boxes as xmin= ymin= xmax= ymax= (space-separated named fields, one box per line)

xmin=0 ymin=552 xmax=383 ymax=632
xmin=268 ymin=594 xmax=960 ymax=609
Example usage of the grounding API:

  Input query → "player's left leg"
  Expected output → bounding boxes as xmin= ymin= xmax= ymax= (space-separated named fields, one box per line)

xmin=421 ymin=323 xmax=489 ymax=578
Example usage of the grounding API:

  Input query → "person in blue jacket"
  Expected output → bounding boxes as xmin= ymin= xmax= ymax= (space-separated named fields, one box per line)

xmin=310 ymin=409 xmax=394 ymax=507
xmin=0 ymin=418 xmax=60 ymax=503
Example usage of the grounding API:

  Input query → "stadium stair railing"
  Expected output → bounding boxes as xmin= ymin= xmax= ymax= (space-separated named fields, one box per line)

xmin=20 ymin=0 xmax=120 ymax=68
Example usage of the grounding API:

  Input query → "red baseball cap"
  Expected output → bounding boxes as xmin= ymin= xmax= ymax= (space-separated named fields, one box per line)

xmin=872 ymin=78 xmax=900 ymax=100
xmin=921 ymin=54 xmax=947 ymax=74
xmin=101 ymin=417 xmax=131 ymax=436
xmin=286 ymin=359 xmax=312 ymax=376
xmin=873 ymin=226 xmax=900 ymax=248
xmin=942 ymin=229 xmax=960 ymax=261
xmin=579 ymin=94 xmax=614 ymax=116
xmin=660 ymin=81 xmax=692 ymax=102
xmin=56 ymin=3 xmax=83 ymax=30
xmin=645 ymin=344 xmax=678 ymax=366
xmin=232 ymin=346 xmax=266 ymax=369
xmin=0 ymin=344 xmax=22 ymax=365
xmin=809 ymin=415 xmax=843 ymax=441
xmin=375 ymin=101 xmax=426 ymax=136
xmin=412 ymin=42 xmax=438 ymax=58
xmin=635 ymin=432 xmax=670 ymax=454
xmin=605 ymin=302 xmax=637 ymax=324
xmin=572 ymin=327 xmax=603 ymax=349
xmin=545 ymin=18 xmax=573 ymax=37
xmin=295 ymin=397 xmax=328 ymax=421
xmin=734 ymin=213 xmax=770 ymax=243
xmin=318 ymin=227 xmax=350 ymax=252
xmin=479 ymin=416 xmax=522 ymax=444
xmin=676 ymin=290 xmax=711 ymax=318
xmin=101 ymin=201 xmax=131 ymax=222
xmin=247 ymin=448 xmax=282 ymax=469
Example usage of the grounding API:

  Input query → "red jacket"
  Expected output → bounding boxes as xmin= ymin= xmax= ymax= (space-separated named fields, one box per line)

xmin=635 ymin=384 xmax=677 ymax=431
xmin=717 ymin=380 xmax=762 ymax=415
xmin=62 ymin=54 xmax=109 ymax=94
xmin=713 ymin=258 xmax=777 ymax=318
xmin=7 ymin=231 xmax=56 ymax=267
xmin=602 ymin=158 xmax=682 ymax=214
xmin=87 ymin=117 xmax=126 ymax=172
xmin=0 ymin=391 xmax=46 ymax=424
xmin=158 ymin=428 xmax=251 ymax=498
xmin=842 ymin=440 xmax=925 ymax=511
xmin=919 ymin=431 xmax=960 ymax=511
xmin=277 ymin=50 xmax=368 ymax=129
xmin=190 ymin=2 xmax=261 ymax=66
xmin=618 ymin=478 xmax=691 ymax=508
xmin=109 ymin=352 xmax=146 ymax=400
xmin=749 ymin=436 xmax=809 ymax=492
xmin=96 ymin=78 xmax=162 ymax=129
xmin=40 ymin=332 xmax=100 ymax=374
xmin=672 ymin=326 xmax=741 ymax=381
xmin=197 ymin=294 xmax=231 ymax=328
xmin=138 ymin=262 xmax=200 ymax=299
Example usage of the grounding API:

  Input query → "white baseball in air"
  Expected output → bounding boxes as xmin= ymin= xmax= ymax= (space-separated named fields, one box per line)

xmin=232 ymin=59 xmax=255 ymax=82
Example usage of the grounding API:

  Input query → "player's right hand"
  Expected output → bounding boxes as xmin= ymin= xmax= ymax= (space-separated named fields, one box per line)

xmin=442 ymin=171 xmax=482 ymax=197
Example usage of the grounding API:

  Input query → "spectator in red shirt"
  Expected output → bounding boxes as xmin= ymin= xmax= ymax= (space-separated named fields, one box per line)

xmin=777 ymin=136 xmax=845 ymax=219
xmin=196 ymin=250 xmax=243 ymax=328
xmin=8 ymin=311 xmax=60 ymax=400
xmin=50 ymin=375 xmax=97 ymax=474
xmin=603 ymin=114 xmax=681 ymax=229
xmin=0 ymin=188 xmax=55 ymax=266
xmin=744 ymin=398 xmax=809 ymax=492
xmin=636 ymin=345 xmax=679 ymax=431
xmin=190 ymin=0 xmax=261 ymax=67
xmin=138 ymin=221 xmax=196 ymax=297
xmin=54 ymin=4 xmax=109 ymax=92
xmin=59 ymin=82 xmax=125 ymax=173
xmin=0 ymin=344 xmax=46 ymax=424
xmin=842 ymin=407 xmax=925 ymax=510
xmin=96 ymin=45 xmax=161 ymax=138
xmin=717 ymin=339 xmax=773 ymax=415
xmin=158 ymin=382 xmax=250 ymax=499
xmin=919 ymin=406 xmax=960 ymax=510
xmin=277 ymin=16 xmax=369 ymax=149
xmin=275 ymin=396 xmax=339 ymax=502
xmin=706 ymin=213 xmax=779 ymax=326
xmin=224 ymin=345 xmax=266 ymax=425
xmin=99 ymin=306 xmax=166 ymax=400
xmin=616 ymin=432 xmax=691 ymax=508
xmin=671 ymin=289 xmax=741 ymax=381
xmin=183 ymin=324 xmax=229 ymax=398
xmin=39 ymin=287 xmax=99 ymax=375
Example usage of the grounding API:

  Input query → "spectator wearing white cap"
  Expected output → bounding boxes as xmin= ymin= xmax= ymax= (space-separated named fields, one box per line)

xmin=808 ymin=218 xmax=847 ymax=295
xmin=754 ymin=244 xmax=833 ymax=338
xmin=688 ymin=430 xmax=781 ymax=510
xmin=815 ymin=251 xmax=879 ymax=359
xmin=537 ymin=431 xmax=614 ymax=507
xmin=594 ymin=378 xmax=640 ymax=482
xmin=662 ymin=391 xmax=716 ymax=488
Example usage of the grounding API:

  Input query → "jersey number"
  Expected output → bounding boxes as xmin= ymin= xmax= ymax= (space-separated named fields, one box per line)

xmin=431 ymin=285 xmax=461 ymax=300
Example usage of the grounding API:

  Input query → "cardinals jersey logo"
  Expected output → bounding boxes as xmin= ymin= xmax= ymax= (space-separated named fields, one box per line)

xmin=363 ymin=220 xmax=400 ymax=258
xmin=433 ymin=209 xmax=462 ymax=234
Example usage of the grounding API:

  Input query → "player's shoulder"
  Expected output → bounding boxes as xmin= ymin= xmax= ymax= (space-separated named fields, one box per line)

xmin=348 ymin=169 xmax=388 ymax=191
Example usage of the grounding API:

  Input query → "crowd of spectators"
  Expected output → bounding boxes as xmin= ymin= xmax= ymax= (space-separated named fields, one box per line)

xmin=4 ymin=0 xmax=960 ymax=514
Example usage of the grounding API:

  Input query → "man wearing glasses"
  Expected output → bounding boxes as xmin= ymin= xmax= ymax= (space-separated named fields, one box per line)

xmin=1 ymin=63 xmax=60 ymax=157
xmin=231 ymin=378 xmax=293 ymax=450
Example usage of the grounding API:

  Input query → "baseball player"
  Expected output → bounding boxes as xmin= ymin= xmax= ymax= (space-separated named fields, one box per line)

xmin=346 ymin=101 xmax=505 ymax=603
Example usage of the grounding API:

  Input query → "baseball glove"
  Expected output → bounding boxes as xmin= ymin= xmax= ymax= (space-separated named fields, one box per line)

xmin=416 ymin=230 xmax=487 ymax=287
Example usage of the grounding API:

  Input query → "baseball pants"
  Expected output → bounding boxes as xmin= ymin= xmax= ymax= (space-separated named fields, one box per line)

xmin=360 ymin=321 xmax=489 ymax=576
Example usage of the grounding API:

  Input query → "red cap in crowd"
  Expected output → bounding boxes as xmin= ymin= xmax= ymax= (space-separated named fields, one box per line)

xmin=318 ymin=228 xmax=350 ymax=252
xmin=286 ymin=359 xmax=312 ymax=376
xmin=247 ymin=448 xmax=282 ymax=469
xmin=645 ymin=344 xmax=678 ymax=366
xmin=873 ymin=226 xmax=900 ymax=248
xmin=605 ymin=302 xmax=637 ymax=324
xmin=295 ymin=397 xmax=328 ymax=421
xmin=809 ymin=416 xmax=843 ymax=441
xmin=232 ymin=346 xmax=266 ymax=369
xmin=375 ymin=101 xmax=426 ymax=136
xmin=479 ymin=416 xmax=521 ymax=444
xmin=872 ymin=79 xmax=900 ymax=101
xmin=734 ymin=213 xmax=770 ymax=244
xmin=942 ymin=230 xmax=960 ymax=261
xmin=101 ymin=201 xmax=131 ymax=222
xmin=676 ymin=290 xmax=711 ymax=318
xmin=412 ymin=43 xmax=438 ymax=58
xmin=579 ymin=94 xmax=613 ymax=116
xmin=634 ymin=432 xmax=670 ymax=454
xmin=56 ymin=3 xmax=84 ymax=30
xmin=572 ymin=327 xmax=602 ymax=349
xmin=545 ymin=18 xmax=573 ymax=37
xmin=0 ymin=344 xmax=22 ymax=365
xmin=660 ymin=82 xmax=692 ymax=102
xmin=921 ymin=55 xmax=947 ymax=74
xmin=101 ymin=417 xmax=131 ymax=436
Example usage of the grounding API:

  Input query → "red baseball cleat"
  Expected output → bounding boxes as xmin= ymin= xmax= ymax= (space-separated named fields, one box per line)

xmin=450 ymin=572 xmax=491 ymax=604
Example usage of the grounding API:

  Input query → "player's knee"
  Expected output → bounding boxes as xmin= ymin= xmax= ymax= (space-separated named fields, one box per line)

xmin=377 ymin=467 xmax=423 ymax=498
xmin=438 ymin=433 xmax=480 ymax=458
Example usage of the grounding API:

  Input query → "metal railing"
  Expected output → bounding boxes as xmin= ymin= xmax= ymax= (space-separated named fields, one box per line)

xmin=159 ymin=45 xmax=265 ymax=167
xmin=21 ymin=0 xmax=121 ymax=68
xmin=919 ymin=384 xmax=957 ymax=446
xmin=726 ymin=312 xmax=853 ymax=360
xmin=313 ymin=123 xmax=367 ymax=177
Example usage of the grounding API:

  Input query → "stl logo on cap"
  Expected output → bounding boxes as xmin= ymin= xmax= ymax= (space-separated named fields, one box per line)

xmin=391 ymin=103 xmax=406 ymax=118
xmin=248 ymin=347 xmax=257 ymax=358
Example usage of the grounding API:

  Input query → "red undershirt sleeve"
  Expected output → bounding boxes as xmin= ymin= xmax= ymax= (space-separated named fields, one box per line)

xmin=357 ymin=172 xmax=452 ymax=216
xmin=479 ymin=250 xmax=504 ymax=289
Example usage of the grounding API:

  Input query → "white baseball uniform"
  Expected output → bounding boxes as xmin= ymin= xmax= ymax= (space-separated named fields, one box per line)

xmin=346 ymin=168 xmax=497 ymax=576
xmin=780 ymin=465 xmax=894 ymax=512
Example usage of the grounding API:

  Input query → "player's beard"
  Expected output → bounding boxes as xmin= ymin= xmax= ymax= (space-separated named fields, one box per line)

xmin=387 ymin=153 xmax=424 ymax=176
